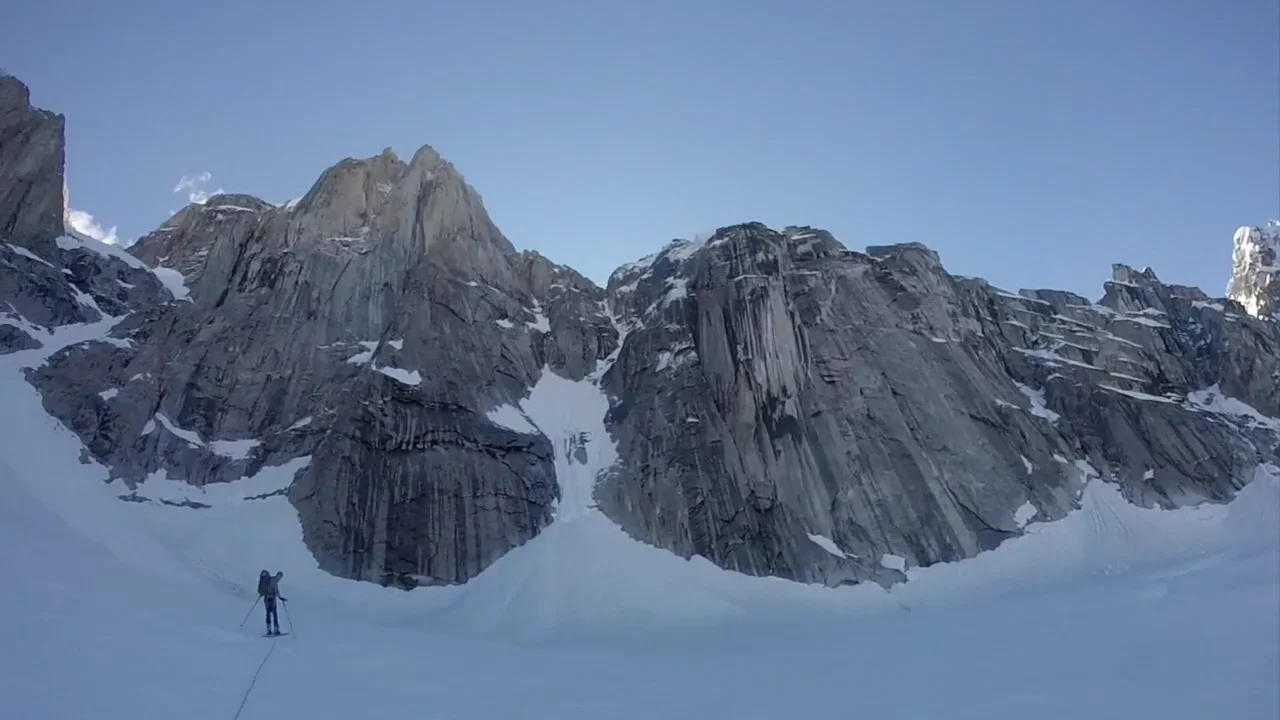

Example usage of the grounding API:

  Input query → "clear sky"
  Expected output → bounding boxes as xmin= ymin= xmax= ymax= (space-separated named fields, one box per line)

xmin=6 ymin=0 xmax=1278 ymax=297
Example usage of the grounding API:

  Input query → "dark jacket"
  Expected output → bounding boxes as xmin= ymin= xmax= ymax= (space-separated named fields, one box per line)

xmin=258 ymin=572 xmax=285 ymax=600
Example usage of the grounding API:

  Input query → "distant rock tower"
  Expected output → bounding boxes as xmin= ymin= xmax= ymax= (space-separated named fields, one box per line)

xmin=1226 ymin=221 xmax=1280 ymax=320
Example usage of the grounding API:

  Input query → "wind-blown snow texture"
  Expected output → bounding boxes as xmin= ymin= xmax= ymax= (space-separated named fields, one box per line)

xmin=2 ymin=324 xmax=1279 ymax=718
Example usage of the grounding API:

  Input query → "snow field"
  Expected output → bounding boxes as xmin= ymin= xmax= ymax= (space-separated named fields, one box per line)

xmin=0 ymin=319 xmax=1277 ymax=717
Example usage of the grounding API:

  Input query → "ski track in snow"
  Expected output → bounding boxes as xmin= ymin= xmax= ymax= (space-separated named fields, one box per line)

xmin=0 ymin=317 xmax=1278 ymax=718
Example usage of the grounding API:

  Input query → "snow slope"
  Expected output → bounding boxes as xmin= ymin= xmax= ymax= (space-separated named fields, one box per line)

xmin=1 ymin=319 xmax=1278 ymax=718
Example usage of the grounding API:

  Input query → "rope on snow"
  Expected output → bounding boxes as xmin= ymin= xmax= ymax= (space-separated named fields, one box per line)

xmin=232 ymin=637 xmax=278 ymax=720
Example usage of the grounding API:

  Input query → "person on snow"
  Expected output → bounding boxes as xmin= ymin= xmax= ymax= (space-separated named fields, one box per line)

xmin=257 ymin=569 xmax=287 ymax=636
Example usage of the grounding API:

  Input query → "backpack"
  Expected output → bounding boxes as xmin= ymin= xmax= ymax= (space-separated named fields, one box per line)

xmin=257 ymin=570 xmax=271 ymax=597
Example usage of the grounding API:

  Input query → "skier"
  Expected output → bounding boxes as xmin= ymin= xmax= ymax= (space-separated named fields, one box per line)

xmin=257 ymin=569 xmax=288 ymax=636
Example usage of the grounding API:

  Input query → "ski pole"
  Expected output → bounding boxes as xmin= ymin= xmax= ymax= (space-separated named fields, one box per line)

xmin=239 ymin=596 xmax=260 ymax=627
xmin=281 ymin=600 xmax=296 ymax=638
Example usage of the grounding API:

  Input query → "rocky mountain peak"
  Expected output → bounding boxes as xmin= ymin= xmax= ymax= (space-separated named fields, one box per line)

xmin=203 ymin=193 xmax=274 ymax=213
xmin=1226 ymin=221 xmax=1280 ymax=320
xmin=4 ymin=69 xmax=1278 ymax=597
xmin=0 ymin=71 xmax=33 ymax=107
xmin=129 ymin=193 xmax=272 ymax=291
xmin=1110 ymin=263 xmax=1161 ymax=285
xmin=290 ymin=146 xmax=408 ymax=224
xmin=518 ymin=249 xmax=601 ymax=299
xmin=128 ymin=142 xmax=516 ymax=304
xmin=0 ymin=72 xmax=65 ymax=260
xmin=288 ymin=143 xmax=458 ymax=224
xmin=276 ymin=142 xmax=514 ymax=281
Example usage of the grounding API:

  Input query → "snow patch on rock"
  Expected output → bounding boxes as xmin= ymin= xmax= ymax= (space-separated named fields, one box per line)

xmin=880 ymin=554 xmax=907 ymax=572
xmin=153 ymin=412 xmax=261 ymax=460
xmin=1014 ymin=502 xmax=1039 ymax=529
xmin=1185 ymin=384 xmax=1280 ymax=433
xmin=808 ymin=533 xmax=849 ymax=558
xmin=487 ymin=404 xmax=539 ymax=435
xmin=1014 ymin=382 xmax=1060 ymax=423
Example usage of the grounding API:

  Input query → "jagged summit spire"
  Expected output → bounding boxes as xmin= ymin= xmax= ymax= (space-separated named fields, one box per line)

xmin=0 ymin=71 xmax=29 ymax=104
xmin=130 ymin=140 xmax=516 ymax=295
xmin=284 ymin=141 xmax=500 ymax=257
xmin=408 ymin=144 xmax=443 ymax=166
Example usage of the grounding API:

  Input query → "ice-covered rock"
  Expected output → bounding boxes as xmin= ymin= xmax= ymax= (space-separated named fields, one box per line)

xmin=1226 ymin=221 xmax=1280 ymax=321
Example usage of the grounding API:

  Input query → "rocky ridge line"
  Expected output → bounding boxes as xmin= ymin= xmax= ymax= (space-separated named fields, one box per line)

xmin=2 ymin=71 xmax=1277 ymax=591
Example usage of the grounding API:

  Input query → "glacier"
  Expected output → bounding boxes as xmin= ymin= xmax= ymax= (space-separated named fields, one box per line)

xmin=2 ymin=68 xmax=1279 ymax=719
xmin=1 ymin=317 xmax=1278 ymax=719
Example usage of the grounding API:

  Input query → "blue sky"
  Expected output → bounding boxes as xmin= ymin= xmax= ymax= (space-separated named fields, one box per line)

xmin=6 ymin=0 xmax=1277 ymax=296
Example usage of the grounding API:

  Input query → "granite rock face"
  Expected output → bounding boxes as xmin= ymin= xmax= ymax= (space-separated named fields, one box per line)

xmin=1 ymin=76 xmax=174 ymax=351
xmin=596 ymin=223 xmax=1280 ymax=586
xmin=22 ymin=134 xmax=614 ymax=587
xmin=130 ymin=193 xmax=274 ymax=289
xmin=4 ymin=70 xmax=1277 ymax=590
xmin=0 ymin=74 xmax=65 ymax=260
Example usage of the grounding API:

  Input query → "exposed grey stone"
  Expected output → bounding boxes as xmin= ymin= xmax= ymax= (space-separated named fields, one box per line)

xmin=130 ymin=193 xmax=273 ymax=291
xmin=2 ymin=240 xmax=97 ymax=329
xmin=0 ymin=323 xmax=40 ymax=353
xmin=1 ymin=73 xmax=173 ymax=336
xmin=27 ymin=138 xmax=611 ymax=586
xmin=596 ymin=222 xmax=1280 ymax=587
xmin=1 ymin=234 xmax=175 ymax=334
xmin=0 ymin=74 xmax=64 ymax=260
xmin=289 ymin=378 xmax=558 ymax=587
xmin=60 ymin=243 xmax=176 ymax=316
xmin=4 ymin=70 xmax=1278 ymax=593
xmin=1226 ymin=221 xmax=1280 ymax=321
xmin=516 ymin=249 xmax=617 ymax=380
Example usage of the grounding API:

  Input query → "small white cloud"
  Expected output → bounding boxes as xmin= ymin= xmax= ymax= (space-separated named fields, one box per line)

xmin=66 ymin=208 xmax=119 ymax=245
xmin=173 ymin=172 xmax=224 ymax=204
xmin=62 ymin=183 xmax=120 ymax=245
